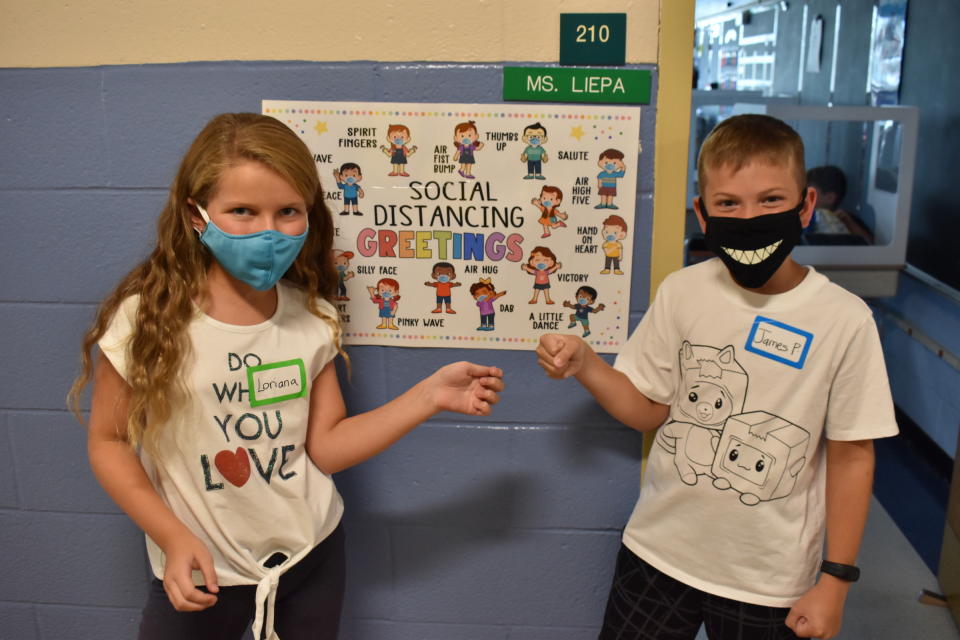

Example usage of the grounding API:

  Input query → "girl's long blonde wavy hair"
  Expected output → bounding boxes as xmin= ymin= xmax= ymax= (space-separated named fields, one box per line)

xmin=68 ymin=113 xmax=343 ymax=454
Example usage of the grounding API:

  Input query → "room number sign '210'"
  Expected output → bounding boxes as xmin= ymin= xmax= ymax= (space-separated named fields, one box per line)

xmin=560 ymin=13 xmax=627 ymax=66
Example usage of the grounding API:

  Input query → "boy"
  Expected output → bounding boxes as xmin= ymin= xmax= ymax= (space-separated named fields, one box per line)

xmin=424 ymin=261 xmax=461 ymax=314
xmin=332 ymin=163 xmax=364 ymax=215
xmin=563 ymin=286 xmax=604 ymax=337
xmin=806 ymin=165 xmax=874 ymax=244
xmin=537 ymin=114 xmax=898 ymax=640
xmin=594 ymin=148 xmax=625 ymax=210
xmin=521 ymin=122 xmax=549 ymax=180
xmin=600 ymin=214 xmax=628 ymax=275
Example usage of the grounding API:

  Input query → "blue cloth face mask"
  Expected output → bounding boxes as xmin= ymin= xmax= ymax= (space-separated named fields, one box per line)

xmin=578 ymin=297 xmax=588 ymax=305
xmin=437 ymin=275 xmax=450 ymax=283
xmin=195 ymin=205 xmax=308 ymax=291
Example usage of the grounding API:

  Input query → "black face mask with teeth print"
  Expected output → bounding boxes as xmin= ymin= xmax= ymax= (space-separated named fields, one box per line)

xmin=699 ymin=198 xmax=804 ymax=289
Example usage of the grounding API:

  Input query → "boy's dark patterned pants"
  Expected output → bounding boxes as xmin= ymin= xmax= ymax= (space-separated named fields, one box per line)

xmin=599 ymin=544 xmax=800 ymax=640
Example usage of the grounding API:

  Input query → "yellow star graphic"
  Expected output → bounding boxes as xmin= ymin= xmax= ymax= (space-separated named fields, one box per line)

xmin=570 ymin=125 xmax=585 ymax=141
xmin=314 ymin=121 xmax=328 ymax=135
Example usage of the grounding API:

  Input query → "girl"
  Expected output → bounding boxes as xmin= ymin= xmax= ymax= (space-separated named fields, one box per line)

xmin=69 ymin=114 xmax=503 ymax=640
xmin=367 ymin=277 xmax=400 ymax=330
xmin=452 ymin=120 xmax=483 ymax=179
xmin=469 ymin=278 xmax=507 ymax=331
xmin=379 ymin=123 xmax=417 ymax=177
xmin=531 ymin=185 xmax=568 ymax=238
xmin=521 ymin=246 xmax=562 ymax=305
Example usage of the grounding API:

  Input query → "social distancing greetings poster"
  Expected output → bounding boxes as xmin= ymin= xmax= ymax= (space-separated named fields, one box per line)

xmin=263 ymin=100 xmax=643 ymax=353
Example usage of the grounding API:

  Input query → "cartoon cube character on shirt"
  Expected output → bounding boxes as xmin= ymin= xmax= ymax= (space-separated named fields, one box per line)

xmin=656 ymin=342 xmax=748 ymax=486
xmin=711 ymin=411 xmax=810 ymax=506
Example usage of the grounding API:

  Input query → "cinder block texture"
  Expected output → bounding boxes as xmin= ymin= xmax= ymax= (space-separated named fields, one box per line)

xmin=0 ymin=69 xmax=109 ymax=189
xmin=0 ymin=304 xmax=98 ymax=411
xmin=0 ymin=60 xmax=658 ymax=638
xmin=0 ymin=415 xmax=19 ymax=508
xmin=342 ymin=618 xmax=510 ymax=640
xmin=8 ymin=412 xmax=121 ymax=514
xmin=390 ymin=528 xmax=619 ymax=626
xmin=0 ymin=190 xmax=163 ymax=303
xmin=35 ymin=604 xmax=139 ymax=640
xmin=337 ymin=423 xmax=641 ymax=530
xmin=507 ymin=626 xmax=601 ymax=640
xmin=0 ymin=602 xmax=37 ymax=640
xmin=0 ymin=511 xmax=147 ymax=607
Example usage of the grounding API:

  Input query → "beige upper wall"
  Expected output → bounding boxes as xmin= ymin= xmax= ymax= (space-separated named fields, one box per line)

xmin=2 ymin=0 xmax=659 ymax=67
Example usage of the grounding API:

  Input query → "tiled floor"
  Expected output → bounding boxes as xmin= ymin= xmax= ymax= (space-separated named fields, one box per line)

xmin=693 ymin=497 xmax=957 ymax=639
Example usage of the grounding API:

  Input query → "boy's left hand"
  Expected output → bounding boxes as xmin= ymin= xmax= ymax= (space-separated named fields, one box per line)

xmin=425 ymin=362 xmax=504 ymax=416
xmin=785 ymin=576 xmax=849 ymax=638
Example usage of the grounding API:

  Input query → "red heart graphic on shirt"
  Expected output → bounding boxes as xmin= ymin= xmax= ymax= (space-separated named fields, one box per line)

xmin=215 ymin=448 xmax=250 ymax=487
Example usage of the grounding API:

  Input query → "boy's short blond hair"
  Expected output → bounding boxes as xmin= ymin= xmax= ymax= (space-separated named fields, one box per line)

xmin=697 ymin=114 xmax=806 ymax=194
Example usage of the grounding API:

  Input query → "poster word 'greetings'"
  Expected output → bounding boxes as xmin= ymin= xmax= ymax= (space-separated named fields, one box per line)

xmin=263 ymin=100 xmax=642 ymax=353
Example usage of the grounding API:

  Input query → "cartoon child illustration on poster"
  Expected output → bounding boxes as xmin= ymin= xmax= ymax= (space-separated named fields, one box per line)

xmin=600 ymin=214 xmax=628 ymax=275
xmin=595 ymin=148 xmax=626 ymax=210
xmin=521 ymin=246 xmax=562 ymax=305
xmin=469 ymin=277 xmax=507 ymax=331
xmin=332 ymin=163 xmax=364 ymax=215
xmin=379 ymin=124 xmax=417 ymax=177
xmin=367 ymin=278 xmax=401 ymax=330
xmin=424 ymin=261 xmax=461 ymax=314
xmin=333 ymin=250 xmax=356 ymax=300
xmin=563 ymin=286 xmax=605 ymax=338
xmin=520 ymin=122 xmax=549 ymax=180
xmin=453 ymin=120 xmax=484 ymax=179
xmin=531 ymin=186 xmax=569 ymax=238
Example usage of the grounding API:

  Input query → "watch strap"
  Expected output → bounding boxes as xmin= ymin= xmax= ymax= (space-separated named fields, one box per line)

xmin=820 ymin=560 xmax=860 ymax=582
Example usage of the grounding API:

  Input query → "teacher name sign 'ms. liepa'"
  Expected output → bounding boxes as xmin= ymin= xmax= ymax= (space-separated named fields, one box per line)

xmin=263 ymin=100 xmax=643 ymax=353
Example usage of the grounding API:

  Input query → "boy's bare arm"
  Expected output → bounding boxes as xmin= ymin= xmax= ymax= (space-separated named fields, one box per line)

xmin=537 ymin=334 xmax=668 ymax=432
xmin=786 ymin=438 xmax=874 ymax=639
xmin=824 ymin=438 xmax=874 ymax=564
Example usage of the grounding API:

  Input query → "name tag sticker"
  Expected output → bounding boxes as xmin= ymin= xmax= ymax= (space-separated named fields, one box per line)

xmin=745 ymin=316 xmax=813 ymax=369
xmin=247 ymin=359 xmax=307 ymax=407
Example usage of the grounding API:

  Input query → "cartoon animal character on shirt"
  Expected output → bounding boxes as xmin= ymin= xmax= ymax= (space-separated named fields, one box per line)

xmin=656 ymin=342 xmax=748 ymax=486
xmin=711 ymin=411 xmax=810 ymax=506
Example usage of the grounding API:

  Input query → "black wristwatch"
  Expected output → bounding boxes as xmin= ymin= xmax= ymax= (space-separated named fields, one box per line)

xmin=820 ymin=560 xmax=860 ymax=582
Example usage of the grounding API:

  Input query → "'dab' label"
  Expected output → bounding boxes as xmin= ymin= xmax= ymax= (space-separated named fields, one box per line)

xmin=247 ymin=359 xmax=307 ymax=407
xmin=745 ymin=317 xmax=813 ymax=369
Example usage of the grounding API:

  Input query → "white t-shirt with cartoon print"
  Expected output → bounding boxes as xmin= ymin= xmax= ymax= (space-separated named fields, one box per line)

xmin=614 ymin=258 xmax=898 ymax=607
xmin=99 ymin=281 xmax=343 ymax=592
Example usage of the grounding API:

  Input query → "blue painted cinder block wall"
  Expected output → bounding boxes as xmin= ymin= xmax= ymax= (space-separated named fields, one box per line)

xmin=0 ymin=60 xmax=658 ymax=639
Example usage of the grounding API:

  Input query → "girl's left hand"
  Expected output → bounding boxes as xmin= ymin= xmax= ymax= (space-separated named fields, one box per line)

xmin=425 ymin=362 xmax=504 ymax=416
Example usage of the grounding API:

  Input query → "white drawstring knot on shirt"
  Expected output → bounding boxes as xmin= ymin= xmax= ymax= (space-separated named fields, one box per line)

xmin=252 ymin=565 xmax=283 ymax=640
